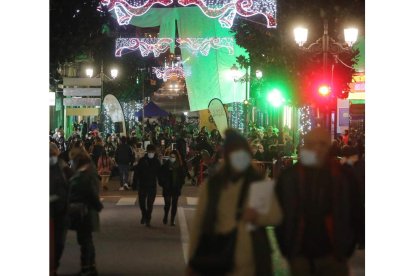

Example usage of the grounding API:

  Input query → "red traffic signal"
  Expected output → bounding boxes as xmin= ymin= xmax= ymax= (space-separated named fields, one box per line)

xmin=318 ymin=85 xmax=331 ymax=96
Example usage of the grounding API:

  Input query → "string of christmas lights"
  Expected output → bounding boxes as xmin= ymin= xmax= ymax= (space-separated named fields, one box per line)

xmin=102 ymin=105 xmax=116 ymax=136
xmin=177 ymin=0 xmax=277 ymax=28
xmin=121 ymin=101 xmax=143 ymax=131
xmin=100 ymin=0 xmax=174 ymax=25
xmin=230 ymin=102 xmax=245 ymax=131
xmin=299 ymin=105 xmax=313 ymax=145
xmin=115 ymin=38 xmax=173 ymax=57
xmin=176 ymin=37 xmax=234 ymax=56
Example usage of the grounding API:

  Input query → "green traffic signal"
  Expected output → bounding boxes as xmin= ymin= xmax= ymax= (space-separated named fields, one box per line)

xmin=267 ymin=89 xmax=286 ymax=108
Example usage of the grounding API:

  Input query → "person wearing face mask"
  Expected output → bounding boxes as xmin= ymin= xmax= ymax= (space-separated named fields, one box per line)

xmin=187 ymin=129 xmax=282 ymax=276
xmin=275 ymin=128 xmax=363 ymax=276
xmin=159 ymin=150 xmax=186 ymax=226
xmin=55 ymin=131 xmax=66 ymax=152
xmin=135 ymin=144 xmax=161 ymax=227
xmin=50 ymin=143 xmax=73 ymax=276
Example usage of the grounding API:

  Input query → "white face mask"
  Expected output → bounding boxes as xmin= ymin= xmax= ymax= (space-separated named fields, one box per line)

xmin=229 ymin=150 xmax=251 ymax=172
xmin=148 ymin=153 xmax=155 ymax=159
xmin=50 ymin=156 xmax=58 ymax=166
xmin=346 ymin=159 xmax=355 ymax=166
xmin=170 ymin=157 xmax=176 ymax=163
xmin=299 ymin=149 xmax=318 ymax=167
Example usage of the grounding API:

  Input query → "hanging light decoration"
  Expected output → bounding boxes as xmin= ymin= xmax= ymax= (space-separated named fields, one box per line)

xmin=101 ymin=0 xmax=277 ymax=29
xmin=100 ymin=0 xmax=174 ymax=25
xmin=115 ymin=38 xmax=173 ymax=57
xmin=176 ymin=37 xmax=234 ymax=56
xmin=152 ymin=66 xmax=187 ymax=81
xmin=177 ymin=0 xmax=277 ymax=28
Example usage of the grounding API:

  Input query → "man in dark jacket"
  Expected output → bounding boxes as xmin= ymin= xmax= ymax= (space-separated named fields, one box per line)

xmin=50 ymin=143 xmax=73 ymax=276
xmin=134 ymin=144 xmax=161 ymax=227
xmin=115 ymin=136 xmax=135 ymax=190
xmin=275 ymin=128 xmax=363 ymax=276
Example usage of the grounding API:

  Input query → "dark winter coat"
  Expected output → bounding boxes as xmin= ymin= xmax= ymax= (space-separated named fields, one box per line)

xmin=176 ymin=138 xmax=187 ymax=159
xmin=91 ymin=144 xmax=104 ymax=166
xmin=134 ymin=154 xmax=161 ymax=192
xmin=115 ymin=143 xmax=134 ymax=165
xmin=159 ymin=161 xmax=185 ymax=196
xmin=50 ymin=160 xmax=73 ymax=219
xmin=275 ymin=161 xmax=362 ymax=261
xmin=68 ymin=167 xmax=103 ymax=232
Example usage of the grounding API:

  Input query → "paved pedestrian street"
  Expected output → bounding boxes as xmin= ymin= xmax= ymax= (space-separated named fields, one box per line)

xmin=58 ymin=180 xmax=364 ymax=276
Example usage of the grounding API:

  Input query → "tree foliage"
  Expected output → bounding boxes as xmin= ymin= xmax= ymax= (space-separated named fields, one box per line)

xmin=50 ymin=0 xmax=160 ymax=100
xmin=231 ymin=0 xmax=365 ymax=106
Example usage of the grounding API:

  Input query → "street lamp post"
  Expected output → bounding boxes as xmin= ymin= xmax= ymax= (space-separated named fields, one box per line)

xmin=230 ymin=65 xmax=264 ymax=133
xmin=86 ymin=64 xmax=119 ymax=135
xmin=294 ymin=20 xmax=358 ymax=139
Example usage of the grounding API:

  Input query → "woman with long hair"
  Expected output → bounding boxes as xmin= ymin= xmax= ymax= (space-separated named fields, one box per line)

xmin=97 ymin=150 xmax=112 ymax=192
xmin=159 ymin=149 xmax=186 ymax=226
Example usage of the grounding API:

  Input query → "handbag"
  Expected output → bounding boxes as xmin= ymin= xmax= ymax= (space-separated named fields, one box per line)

xmin=68 ymin=202 xmax=89 ymax=230
xmin=189 ymin=179 xmax=250 ymax=275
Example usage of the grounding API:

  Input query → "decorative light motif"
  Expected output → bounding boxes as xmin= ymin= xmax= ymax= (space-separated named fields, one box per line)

xmin=152 ymin=66 xmax=186 ymax=81
xmin=177 ymin=0 xmax=277 ymax=29
xmin=115 ymin=38 xmax=173 ymax=57
xmin=121 ymin=101 xmax=143 ymax=133
xmin=102 ymin=106 xmax=116 ymax=136
xmin=100 ymin=0 xmax=174 ymax=25
xmin=299 ymin=105 xmax=312 ymax=145
xmin=177 ymin=37 xmax=234 ymax=56
xmin=230 ymin=102 xmax=245 ymax=132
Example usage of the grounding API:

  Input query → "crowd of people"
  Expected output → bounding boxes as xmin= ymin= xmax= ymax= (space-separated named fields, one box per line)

xmin=50 ymin=118 xmax=364 ymax=276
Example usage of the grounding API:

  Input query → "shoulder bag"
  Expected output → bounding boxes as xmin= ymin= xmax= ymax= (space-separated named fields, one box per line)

xmin=189 ymin=178 xmax=250 ymax=275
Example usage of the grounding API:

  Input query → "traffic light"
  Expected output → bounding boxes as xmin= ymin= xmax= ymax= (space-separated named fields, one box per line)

xmin=266 ymin=89 xmax=285 ymax=108
xmin=318 ymin=85 xmax=331 ymax=96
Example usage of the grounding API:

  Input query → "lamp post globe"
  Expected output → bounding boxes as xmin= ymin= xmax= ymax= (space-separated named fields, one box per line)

xmin=255 ymin=70 xmax=263 ymax=80
xmin=230 ymin=64 xmax=239 ymax=80
xmin=294 ymin=27 xmax=308 ymax=47
xmin=86 ymin=68 xmax=94 ymax=78
xmin=344 ymin=28 xmax=358 ymax=47
xmin=110 ymin=68 xmax=118 ymax=79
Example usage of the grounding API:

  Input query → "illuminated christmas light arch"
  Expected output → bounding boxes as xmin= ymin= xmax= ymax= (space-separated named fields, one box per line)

xmin=176 ymin=37 xmax=234 ymax=56
xmin=177 ymin=0 xmax=277 ymax=28
xmin=100 ymin=0 xmax=174 ymax=25
xmin=115 ymin=38 xmax=173 ymax=57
